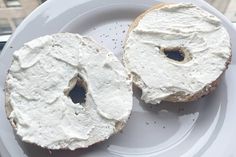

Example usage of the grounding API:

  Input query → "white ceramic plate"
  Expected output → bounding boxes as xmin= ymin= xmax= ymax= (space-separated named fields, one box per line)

xmin=0 ymin=0 xmax=236 ymax=157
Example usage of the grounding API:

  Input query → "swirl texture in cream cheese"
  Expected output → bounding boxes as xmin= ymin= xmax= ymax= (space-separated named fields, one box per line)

xmin=124 ymin=3 xmax=231 ymax=104
xmin=6 ymin=33 xmax=132 ymax=150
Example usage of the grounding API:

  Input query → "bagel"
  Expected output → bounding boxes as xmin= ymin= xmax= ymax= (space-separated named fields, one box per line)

xmin=5 ymin=33 xmax=132 ymax=150
xmin=123 ymin=3 xmax=231 ymax=104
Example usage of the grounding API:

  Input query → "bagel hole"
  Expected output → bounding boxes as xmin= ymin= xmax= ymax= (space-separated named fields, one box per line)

xmin=69 ymin=76 xmax=87 ymax=104
xmin=163 ymin=47 xmax=185 ymax=61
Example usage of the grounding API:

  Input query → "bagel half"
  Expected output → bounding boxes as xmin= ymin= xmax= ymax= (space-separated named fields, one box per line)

xmin=5 ymin=33 xmax=133 ymax=150
xmin=123 ymin=3 xmax=231 ymax=104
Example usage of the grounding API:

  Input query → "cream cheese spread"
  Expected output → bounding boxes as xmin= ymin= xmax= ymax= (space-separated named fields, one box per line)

xmin=124 ymin=3 xmax=231 ymax=104
xmin=6 ymin=33 xmax=132 ymax=150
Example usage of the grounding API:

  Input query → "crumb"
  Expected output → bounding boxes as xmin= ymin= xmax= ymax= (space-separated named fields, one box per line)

xmin=154 ymin=121 xmax=157 ymax=124
xmin=96 ymin=49 xmax=99 ymax=52
xmin=122 ymin=30 xmax=125 ymax=33
xmin=192 ymin=119 xmax=195 ymax=121
xmin=10 ymin=46 xmax=13 ymax=48
xmin=112 ymin=39 xmax=115 ymax=41
xmin=163 ymin=126 xmax=165 ymax=129
xmin=105 ymin=35 xmax=109 ymax=38
xmin=106 ymin=145 xmax=110 ymax=148
xmin=145 ymin=122 xmax=149 ymax=125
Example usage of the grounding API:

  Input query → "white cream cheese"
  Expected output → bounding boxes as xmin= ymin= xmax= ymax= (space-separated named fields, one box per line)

xmin=124 ymin=3 xmax=231 ymax=104
xmin=6 ymin=33 xmax=132 ymax=150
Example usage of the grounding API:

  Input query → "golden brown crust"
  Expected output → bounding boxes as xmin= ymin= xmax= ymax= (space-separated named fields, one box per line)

xmin=124 ymin=3 xmax=232 ymax=102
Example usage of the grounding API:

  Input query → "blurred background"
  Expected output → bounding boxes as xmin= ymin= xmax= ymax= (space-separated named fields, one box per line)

xmin=0 ymin=0 xmax=236 ymax=51
xmin=206 ymin=0 xmax=236 ymax=22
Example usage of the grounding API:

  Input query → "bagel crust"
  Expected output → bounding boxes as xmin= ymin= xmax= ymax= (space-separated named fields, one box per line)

xmin=124 ymin=3 xmax=231 ymax=104
xmin=5 ymin=33 xmax=132 ymax=150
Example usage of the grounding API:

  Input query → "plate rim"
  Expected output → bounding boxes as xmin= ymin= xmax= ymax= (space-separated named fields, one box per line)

xmin=0 ymin=0 xmax=236 ymax=157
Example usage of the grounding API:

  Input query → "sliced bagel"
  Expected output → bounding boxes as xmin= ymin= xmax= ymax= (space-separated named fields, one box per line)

xmin=5 ymin=33 xmax=133 ymax=150
xmin=124 ymin=3 xmax=231 ymax=104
